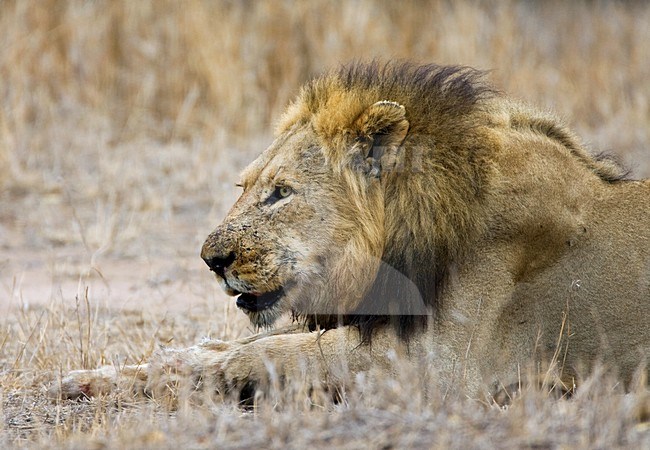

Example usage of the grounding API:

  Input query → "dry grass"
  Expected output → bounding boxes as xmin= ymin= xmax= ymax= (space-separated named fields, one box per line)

xmin=0 ymin=0 xmax=649 ymax=448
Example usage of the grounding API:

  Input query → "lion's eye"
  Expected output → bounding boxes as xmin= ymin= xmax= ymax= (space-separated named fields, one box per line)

xmin=278 ymin=186 xmax=292 ymax=198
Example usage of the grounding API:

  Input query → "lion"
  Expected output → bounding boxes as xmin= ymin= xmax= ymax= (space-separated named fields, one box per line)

xmin=52 ymin=61 xmax=649 ymax=403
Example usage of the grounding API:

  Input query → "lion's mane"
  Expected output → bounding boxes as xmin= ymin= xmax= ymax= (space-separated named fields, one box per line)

xmin=278 ymin=61 xmax=629 ymax=341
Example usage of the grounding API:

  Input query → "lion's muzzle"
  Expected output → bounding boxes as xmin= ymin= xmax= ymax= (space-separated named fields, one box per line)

xmin=201 ymin=227 xmax=289 ymax=315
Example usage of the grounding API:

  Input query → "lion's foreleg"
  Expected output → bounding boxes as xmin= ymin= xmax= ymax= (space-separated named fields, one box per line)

xmin=141 ymin=328 xmax=373 ymax=401
xmin=209 ymin=326 xmax=383 ymax=399
xmin=51 ymin=325 xmax=381 ymax=402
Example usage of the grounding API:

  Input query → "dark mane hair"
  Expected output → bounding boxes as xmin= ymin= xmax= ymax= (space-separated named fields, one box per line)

xmin=337 ymin=60 xmax=495 ymax=128
xmin=294 ymin=60 xmax=497 ymax=139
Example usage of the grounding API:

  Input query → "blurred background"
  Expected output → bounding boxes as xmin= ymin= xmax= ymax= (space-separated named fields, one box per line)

xmin=0 ymin=0 xmax=649 ymax=312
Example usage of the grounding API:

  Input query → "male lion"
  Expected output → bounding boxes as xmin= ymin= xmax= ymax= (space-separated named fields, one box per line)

xmin=54 ymin=62 xmax=649 ymax=402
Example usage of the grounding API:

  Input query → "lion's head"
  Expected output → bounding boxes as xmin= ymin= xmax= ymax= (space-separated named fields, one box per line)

xmin=201 ymin=61 xmax=495 ymax=338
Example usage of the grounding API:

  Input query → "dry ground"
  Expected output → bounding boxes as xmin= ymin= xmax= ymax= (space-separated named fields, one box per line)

xmin=1 ymin=1 xmax=649 ymax=448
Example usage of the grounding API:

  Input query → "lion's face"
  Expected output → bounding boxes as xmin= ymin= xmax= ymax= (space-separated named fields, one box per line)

xmin=201 ymin=101 xmax=409 ymax=328
xmin=200 ymin=127 xmax=372 ymax=327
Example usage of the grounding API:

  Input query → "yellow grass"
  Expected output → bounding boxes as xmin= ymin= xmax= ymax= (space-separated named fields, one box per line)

xmin=0 ymin=0 xmax=649 ymax=448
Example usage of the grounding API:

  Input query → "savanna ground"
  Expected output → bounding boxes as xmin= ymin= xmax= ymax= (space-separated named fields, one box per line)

xmin=0 ymin=1 xmax=649 ymax=448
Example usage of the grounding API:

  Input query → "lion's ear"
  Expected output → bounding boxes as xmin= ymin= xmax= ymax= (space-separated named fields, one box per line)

xmin=353 ymin=100 xmax=410 ymax=178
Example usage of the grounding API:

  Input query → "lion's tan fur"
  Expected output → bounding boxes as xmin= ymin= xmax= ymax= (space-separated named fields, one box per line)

xmin=54 ymin=62 xmax=649 ymax=402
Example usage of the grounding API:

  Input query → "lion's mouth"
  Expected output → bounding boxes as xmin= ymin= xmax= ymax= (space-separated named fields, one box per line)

xmin=235 ymin=288 xmax=284 ymax=312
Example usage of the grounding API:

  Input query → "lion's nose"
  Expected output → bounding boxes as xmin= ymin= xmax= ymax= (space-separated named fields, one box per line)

xmin=201 ymin=250 xmax=236 ymax=278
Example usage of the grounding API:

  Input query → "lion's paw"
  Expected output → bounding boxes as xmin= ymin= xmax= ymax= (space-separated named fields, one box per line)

xmin=49 ymin=366 xmax=119 ymax=400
